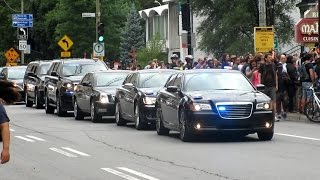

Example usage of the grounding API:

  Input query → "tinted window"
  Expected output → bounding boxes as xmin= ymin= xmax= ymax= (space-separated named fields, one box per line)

xmin=95 ymin=73 xmax=128 ymax=87
xmin=123 ymin=74 xmax=133 ymax=84
xmin=7 ymin=68 xmax=27 ymax=79
xmin=38 ymin=63 xmax=51 ymax=75
xmin=184 ymin=72 xmax=254 ymax=92
xmin=165 ymin=74 xmax=177 ymax=87
xmin=62 ymin=62 xmax=106 ymax=76
xmin=139 ymin=72 xmax=173 ymax=88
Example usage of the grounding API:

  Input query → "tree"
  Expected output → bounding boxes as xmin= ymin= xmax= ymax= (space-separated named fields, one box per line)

xmin=119 ymin=4 xmax=145 ymax=66
xmin=192 ymin=0 xmax=298 ymax=57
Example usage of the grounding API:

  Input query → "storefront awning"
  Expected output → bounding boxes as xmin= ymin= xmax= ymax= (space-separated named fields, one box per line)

xmin=139 ymin=4 xmax=168 ymax=18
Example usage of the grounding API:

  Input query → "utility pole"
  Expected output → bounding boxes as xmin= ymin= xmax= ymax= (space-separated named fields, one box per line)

xmin=318 ymin=0 xmax=320 ymax=48
xmin=259 ymin=0 xmax=266 ymax=26
xmin=96 ymin=0 xmax=101 ymax=42
xmin=21 ymin=0 xmax=24 ymax=64
xmin=187 ymin=0 xmax=192 ymax=56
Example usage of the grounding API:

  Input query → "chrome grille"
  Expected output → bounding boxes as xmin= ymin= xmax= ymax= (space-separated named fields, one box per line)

xmin=216 ymin=102 xmax=253 ymax=119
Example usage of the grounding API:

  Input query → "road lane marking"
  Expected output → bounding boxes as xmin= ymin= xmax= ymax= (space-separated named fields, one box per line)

xmin=61 ymin=147 xmax=90 ymax=157
xmin=49 ymin=148 xmax=77 ymax=157
xmin=117 ymin=167 xmax=160 ymax=180
xmin=9 ymin=128 xmax=15 ymax=132
xmin=26 ymin=135 xmax=46 ymax=141
xmin=101 ymin=168 xmax=140 ymax=180
xmin=15 ymin=136 xmax=35 ymax=142
xmin=275 ymin=133 xmax=320 ymax=141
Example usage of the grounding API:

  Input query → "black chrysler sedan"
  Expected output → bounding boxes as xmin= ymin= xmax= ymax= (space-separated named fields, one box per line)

xmin=115 ymin=69 xmax=176 ymax=130
xmin=156 ymin=69 xmax=274 ymax=142
xmin=73 ymin=70 xmax=129 ymax=122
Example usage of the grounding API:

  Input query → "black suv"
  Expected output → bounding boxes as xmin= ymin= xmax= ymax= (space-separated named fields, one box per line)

xmin=24 ymin=60 xmax=53 ymax=108
xmin=44 ymin=59 xmax=108 ymax=116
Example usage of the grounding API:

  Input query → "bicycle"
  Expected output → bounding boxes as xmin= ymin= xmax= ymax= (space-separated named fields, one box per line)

xmin=304 ymin=84 xmax=320 ymax=122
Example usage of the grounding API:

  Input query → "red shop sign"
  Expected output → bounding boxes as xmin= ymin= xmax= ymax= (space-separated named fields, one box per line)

xmin=295 ymin=18 xmax=319 ymax=43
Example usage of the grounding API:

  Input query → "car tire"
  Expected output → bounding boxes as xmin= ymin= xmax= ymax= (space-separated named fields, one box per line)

xmin=91 ymin=101 xmax=102 ymax=123
xmin=45 ymin=94 xmax=54 ymax=114
xmin=74 ymin=99 xmax=84 ymax=120
xmin=56 ymin=94 xmax=67 ymax=117
xmin=115 ymin=101 xmax=126 ymax=126
xmin=179 ymin=109 xmax=194 ymax=142
xmin=257 ymin=131 xmax=274 ymax=141
xmin=134 ymin=105 xmax=146 ymax=130
xmin=35 ymin=90 xmax=43 ymax=109
xmin=25 ymin=93 xmax=33 ymax=107
xmin=156 ymin=106 xmax=169 ymax=135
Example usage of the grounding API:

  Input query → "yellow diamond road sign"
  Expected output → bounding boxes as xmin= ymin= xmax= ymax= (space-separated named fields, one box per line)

xmin=4 ymin=48 xmax=19 ymax=63
xmin=58 ymin=35 xmax=74 ymax=51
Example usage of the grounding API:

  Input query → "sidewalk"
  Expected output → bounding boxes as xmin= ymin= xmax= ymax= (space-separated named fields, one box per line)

xmin=286 ymin=113 xmax=316 ymax=124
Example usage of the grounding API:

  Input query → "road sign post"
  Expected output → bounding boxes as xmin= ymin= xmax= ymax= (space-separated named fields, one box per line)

xmin=254 ymin=27 xmax=274 ymax=53
xmin=93 ymin=42 xmax=105 ymax=57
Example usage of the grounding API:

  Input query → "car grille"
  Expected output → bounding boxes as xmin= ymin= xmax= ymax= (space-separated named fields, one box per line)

xmin=216 ymin=102 xmax=253 ymax=119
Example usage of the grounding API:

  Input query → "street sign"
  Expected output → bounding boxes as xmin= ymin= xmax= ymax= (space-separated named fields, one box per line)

xmin=17 ymin=28 xmax=28 ymax=40
xmin=254 ymin=27 xmax=274 ymax=53
xmin=4 ymin=48 xmax=19 ymax=63
xmin=12 ymin=21 xmax=33 ymax=28
xmin=19 ymin=40 xmax=27 ymax=51
xmin=82 ymin=13 xmax=96 ymax=17
xmin=61 ymin=51 xmax=71 ymax=58
xmin=25 ymin=45 xmax=31 ymax=54
xmin=12 ymin=14 xmax=33 ymax=21
xmin=58 ymin=35 xmax=74 ymax=51
xmin=93 ymin=42 xmax=105 ymax=57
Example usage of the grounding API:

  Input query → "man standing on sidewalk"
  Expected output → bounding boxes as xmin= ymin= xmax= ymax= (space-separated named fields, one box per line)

xmin=259 ymin=53 xmax=278 ymax=121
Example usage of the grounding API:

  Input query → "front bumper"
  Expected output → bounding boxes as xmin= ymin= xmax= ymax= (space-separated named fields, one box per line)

xmin=95 ymin=101 xmax=115 ymax=116
xmin=141 ymin=105 xmax=157 ymax=122
xmin=60 ymin=91 xmax=75 ymax=111
xmin=187 ymin=110 xmax=274 ymax=134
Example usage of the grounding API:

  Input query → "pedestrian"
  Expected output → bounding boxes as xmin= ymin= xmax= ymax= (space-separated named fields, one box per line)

xmin=0 ymin=80 xmax=21 ymax=164
xmin=276 ymin=55 xmax=289 ymax=121
xmin=286 ymin=55 xmax=298 ymax=112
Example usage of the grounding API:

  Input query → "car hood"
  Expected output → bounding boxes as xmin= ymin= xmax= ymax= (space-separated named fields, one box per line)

xmin=188 ymin=90 xmax=270 ymax=103
xmin=139 ymin=88 xmax=160 ymax=96
xmin=9 ymin=79 xmax=23 ymax=85
xmin=64 ymin=76 xmax=83 ymax=83
xmin=95 ymin=86 xmax=118 ymax=95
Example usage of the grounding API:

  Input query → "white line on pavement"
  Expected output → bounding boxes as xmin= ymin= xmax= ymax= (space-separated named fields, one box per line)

xmin=61 ymin=147 xmax=90 ymax=157
xmin=275 ymin=133 xmax=320 ymax=141
xmin=117 ymin=167 xmax=160 ymax=180
xmin=15 ymin=136 xmax=35 ymax=142
xmin=9 ymin=128 xmax=15 ymax=132
xmin=26 ymin=135 xmax=46 ymax=141
xmin=49 ymin=148 xmax=78 ymax=158
xmin=101 ymin=168 xmax=140 ymax=180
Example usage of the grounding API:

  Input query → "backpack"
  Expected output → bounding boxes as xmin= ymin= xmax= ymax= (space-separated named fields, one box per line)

xmin=299 ymin=62 xmax=310 ymax=82
xmin=241 ymin=63 xmax=249 ymax=75
xmin=281 ymin=71 xmax=291 ymax=84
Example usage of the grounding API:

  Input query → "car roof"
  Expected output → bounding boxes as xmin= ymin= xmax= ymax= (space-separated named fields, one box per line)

xmin=137 ymin=69 xmax=177 ymax=74
xmin=4 ymin=66 xmax=27 ymax=69
xmin=180 ymin=69 xmax=241 ymax=74
xmin=28 ymin=60 xmax=53 ymax=64
xmin=92 ymin=70 xmax=130 ymax=75
xmin=61 ymin=59 xmax=102 ymax=64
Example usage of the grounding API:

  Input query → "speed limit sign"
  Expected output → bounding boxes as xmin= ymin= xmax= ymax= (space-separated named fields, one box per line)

xmin=19 ymin=40 xmax=27 ymax=51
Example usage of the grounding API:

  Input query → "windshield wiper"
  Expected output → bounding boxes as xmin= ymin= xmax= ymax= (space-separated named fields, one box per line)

xmin=105 ymin=77 xmax=124 ymax=86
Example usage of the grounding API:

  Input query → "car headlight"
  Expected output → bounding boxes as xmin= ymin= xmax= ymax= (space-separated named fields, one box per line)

xmin=63 ymin=82 xmax=73 ymax=89
xmin=191 ymin=103 xmax=212 ymax=111
xmin=26 ymin=83 xmax=35 ymax=91
xmin=256 ymin=102 xmax=271 ymax=110
xmin=143 ymin=97 xmax=156 ymax=105
xmin=100 ymin=93 xmax=109 ymax=103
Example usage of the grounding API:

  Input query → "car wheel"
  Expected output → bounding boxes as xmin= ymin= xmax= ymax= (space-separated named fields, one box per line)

xmin=156 ymin=106 xmax=169 ymax=135
xmin=257 ymin=131 xmax=274 ymax=141
xmin=115 ymin=101 xmax=126 ymax=126
xmin=179 ymin=109 xmax=194 ymax=142
xmin=56 ymin=94 xmax=67 ymax=117
xmin=35 ymin=90 xmax=43 ymax=109
xmin=74 ymin=99 xmax=84 ymax=120
xmin=45 ymin=94 xmax=54 ymax=114
xmin=25 ymin=93 xmax=33 ymax=107
xmin=134 ymin=105 xmax=146 ymax=130
xmin=91 ymin=101 xmax=102 ymax=123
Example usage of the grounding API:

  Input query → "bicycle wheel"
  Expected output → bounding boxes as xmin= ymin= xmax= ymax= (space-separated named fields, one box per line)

xmin=305 ymin=101 xmax=320 ymax=122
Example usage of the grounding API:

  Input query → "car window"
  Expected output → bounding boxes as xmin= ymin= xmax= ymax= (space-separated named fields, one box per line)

xmin=123 ymin=74 xmax=133 ymax=85
xmin=26 ymin=64 xmax=34 ymax=74
xmin=95 ymin=73 xmax=128 ymax=87
xmin=7 ymin=68 xmax=27 ymax=79
xmin=130 ymin=73 xmax=138 ymax=86
xmin=62 ymin=63 xmax=106 ymax=76
xmin=80 ymin=74 xmax=91 ymax=84
xmin=138 ymin=72 xmax=173 ymax=88
xmin=173 ymin=74 xmax=182 ymax=89
xmin=165 ymin=74 xmax=177 ymax=87
xmin=38 ymin=63 xmax=51 ymax=75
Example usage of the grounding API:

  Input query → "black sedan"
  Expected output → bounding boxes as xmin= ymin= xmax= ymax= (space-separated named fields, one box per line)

xmin=115 ymin=69 xmax=176 ymax=130
xmin=73 ymin=70 xmax=129 ymax=122
xmin=156 ymin=69 xmax=274 ymax=142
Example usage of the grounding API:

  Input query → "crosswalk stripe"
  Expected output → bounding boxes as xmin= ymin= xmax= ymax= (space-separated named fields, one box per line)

xmin=49 ymin=148 xmax=77 ymax=157
xmin=101 ymin=168 xmax=140 ymax=180
xmin=117 ymin=167 xmax=160 ymax=180
xmin=15 ymin=136 xmax=35 ymax=142
xmin=61 ymin=147 xmax=90 ymax=156
xmin=26 ymin=135 xmax=46 ymax=141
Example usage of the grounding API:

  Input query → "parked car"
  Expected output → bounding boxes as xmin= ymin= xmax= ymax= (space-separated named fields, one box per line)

xmin=155 ymin=69 xmax=274 ymax=142
xmin=73 ymin=70 xmax=129 ymax=122
xmin=24 ymin=60 xmax=53 ymax=108
xmin=0 ymin=66 xmax=27 ymax=101
xmin=44 ymin=59 xmax=108 ymax=116
xmin=115 ymin=69 xmax=176 ymax=130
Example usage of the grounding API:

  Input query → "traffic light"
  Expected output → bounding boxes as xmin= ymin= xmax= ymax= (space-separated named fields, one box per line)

xmin=181 ymin=3 xmax=190 ymax=31
xmin=98 ymin=22 xmax=104 ymax=42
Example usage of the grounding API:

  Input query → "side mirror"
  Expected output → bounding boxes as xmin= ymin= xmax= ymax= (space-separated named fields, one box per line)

xmin=256 ymin=84 xmax=265 ymax=92
xmin=51 ymin=72 xmax=58 ymax=76
xmin=167 ymin=86 xmax=178 ymax=93
xmin=124 ymin=83 xmax=134 ymax=88
xmin=82 ymin=81 xmax=91 ymax=87
xmin=0 ymin=75 xmax=5 ymax=80
xmin=27 ymin=72 xmax=34 ymax=76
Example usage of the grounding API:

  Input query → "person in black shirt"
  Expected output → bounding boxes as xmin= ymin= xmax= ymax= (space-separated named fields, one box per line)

xmin=0 ymin=80 xmax=21 ymax=164
xmin=301 ymin=53 xmax=315 ymax=113
xmin=286 ymin=55 xmax=298 ymax=112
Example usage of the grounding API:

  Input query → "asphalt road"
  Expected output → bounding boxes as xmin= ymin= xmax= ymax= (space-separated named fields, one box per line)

xmin=1 ymin=105 xmax=320 ymax=180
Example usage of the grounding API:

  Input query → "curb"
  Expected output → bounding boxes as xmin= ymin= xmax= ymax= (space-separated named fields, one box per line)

xmin=286 ymin=113 xmax=317 ymax=124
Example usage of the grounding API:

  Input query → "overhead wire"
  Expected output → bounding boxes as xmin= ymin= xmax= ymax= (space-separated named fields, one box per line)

xmin=2 ymin=0 xmax=21 ymax=12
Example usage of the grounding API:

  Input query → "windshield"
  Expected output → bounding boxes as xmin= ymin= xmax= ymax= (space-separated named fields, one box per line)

xmin=63 ymin=63 xmax=106 ymax=76
xmin=38 ymin=64 xmax=51 ymax=75
xmin=139 ymin=72 xmax=173 ymax=88
xmin=95 ymin=73 xmax=128 ymax=87
xmin=7 ymin=68 xmax=26 ymax=79
xmin=184 ymin=72 xmax=254 ymax=92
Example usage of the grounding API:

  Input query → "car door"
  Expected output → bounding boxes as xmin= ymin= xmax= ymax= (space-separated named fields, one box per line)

xmin=47 ymin=62 xmax=60 ymax=104
xmin=76 ymin=74 xmax=90 ymax=112
xmin=127 ymin=73 xmax=138 ymax=118
xmin=83 ymin=74 xmax=94 ymax=112
xmin=160 ymin=74 xmax=177 ymax=125
xmin=30 ymin=64 xmax=39 ymax=99
xmin=118 ymin=73 xmax=133 ymax=119
xmin=166 ymin=73 xmax=183 ymax=127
